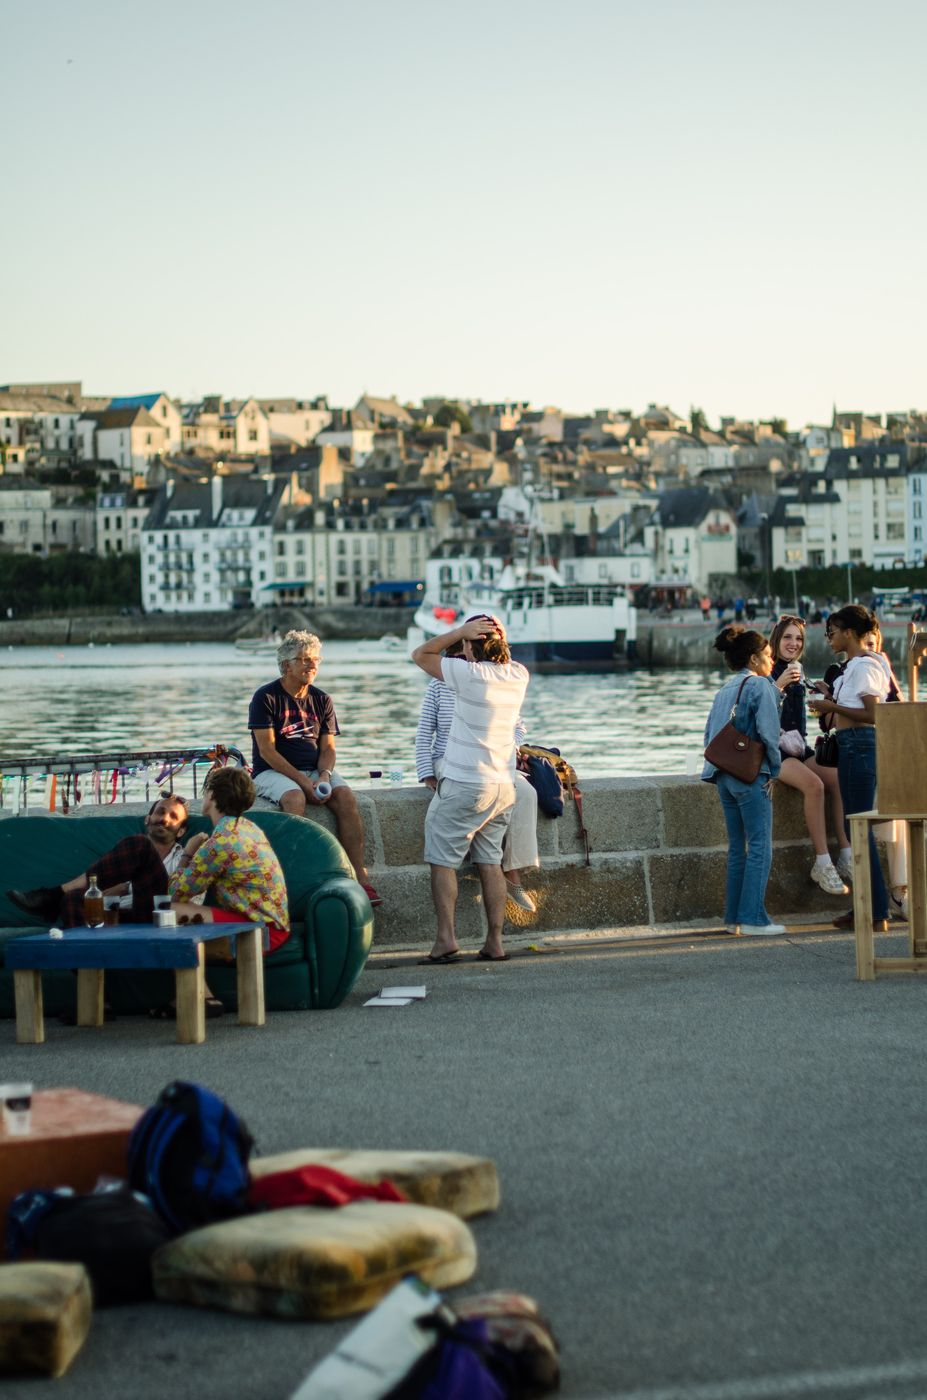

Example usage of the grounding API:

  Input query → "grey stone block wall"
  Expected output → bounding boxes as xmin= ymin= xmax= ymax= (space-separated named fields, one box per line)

xmin=324 ymin=775 xmax=879 ymax=947
xmin=12 ymin=777 xmax=889 ymax=948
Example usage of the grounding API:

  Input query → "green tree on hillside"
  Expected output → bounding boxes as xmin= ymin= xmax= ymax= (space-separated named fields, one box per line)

xmin=434 ymin=402 xmax=473 ymax=433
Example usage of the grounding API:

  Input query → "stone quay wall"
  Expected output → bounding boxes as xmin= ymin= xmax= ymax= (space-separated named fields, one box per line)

xmin=305 ymin=776 xmax=857 ymax=945
xmin=5 ymin=776 xmax=861 ymax=943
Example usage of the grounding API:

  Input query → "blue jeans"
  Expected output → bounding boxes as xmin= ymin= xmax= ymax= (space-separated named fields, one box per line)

xmin=837 ymin=727 xmax=888 ymax=922
xmin=716 ymin=772 xmax=774 ymax=926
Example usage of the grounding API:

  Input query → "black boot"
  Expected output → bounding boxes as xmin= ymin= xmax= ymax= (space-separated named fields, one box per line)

xmin=6 ymin=887 xmax=63 ymax=919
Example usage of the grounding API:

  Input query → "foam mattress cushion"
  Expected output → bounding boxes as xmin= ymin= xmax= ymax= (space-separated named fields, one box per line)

xmin=152 ymin=1200 xmax=477 ymax=1319
xmin=0 ymin=1262 xmax=92 ymax=1378
xmin=249 ymin=1147 xmax=500 ymax=1220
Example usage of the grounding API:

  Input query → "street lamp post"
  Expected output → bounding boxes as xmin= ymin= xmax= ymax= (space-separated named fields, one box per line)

xmin=846 ymin=561 xmax=853 ymax=603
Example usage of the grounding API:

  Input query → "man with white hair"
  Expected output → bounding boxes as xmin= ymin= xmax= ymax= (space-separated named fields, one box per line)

xmin=248 ymin=630 xmax=380 ymax=905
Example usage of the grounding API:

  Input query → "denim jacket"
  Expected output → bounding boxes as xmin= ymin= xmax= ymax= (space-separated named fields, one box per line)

xmin=701 ymin=668 xmax=783 ymax=783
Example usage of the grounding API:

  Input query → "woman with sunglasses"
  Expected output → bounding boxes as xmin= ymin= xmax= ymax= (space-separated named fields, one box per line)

xmin=808 ymin=605 xmax=891 ymax=931
xmin=768 ymin=615 xmax=849 ymax=897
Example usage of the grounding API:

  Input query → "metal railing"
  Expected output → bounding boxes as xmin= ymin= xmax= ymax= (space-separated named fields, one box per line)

xmin=0 ymin=744 xmax=247 ymax=814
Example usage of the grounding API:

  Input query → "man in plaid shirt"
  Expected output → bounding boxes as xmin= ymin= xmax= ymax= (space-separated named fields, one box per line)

xmin=7 ymin=794 xmax=190 ymax=926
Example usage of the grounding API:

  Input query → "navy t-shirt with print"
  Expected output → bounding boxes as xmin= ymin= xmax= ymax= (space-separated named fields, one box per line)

xmin=248 ymin=680 xmax=340 ymax=776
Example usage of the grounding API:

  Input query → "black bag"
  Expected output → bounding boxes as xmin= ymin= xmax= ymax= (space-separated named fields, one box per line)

xmin=5 ymin=1186 xmax=172 ymax=1306
xmin=704 ymin=677 xmax=765 ymax=783
xmin=127 ymin=1080 xmax=254 ymax=1234
xmin=815 ymin=732 xmax=839 ymax=768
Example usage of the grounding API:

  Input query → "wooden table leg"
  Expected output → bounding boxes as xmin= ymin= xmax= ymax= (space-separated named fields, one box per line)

xmin=13 ymin=969 xmax=44 ymax=1044
xmin=908 ymin=820 xmax=926 ymax=960
xmin=174 ymin=945 xmax=205 ymax=1045
xmin=76 ymin=969 xmax=105 ymax=1027
xmin=235 ymin=927 xmax=265 ymax=1027
xmin=851 ymin=815 xmax=875 ymax=980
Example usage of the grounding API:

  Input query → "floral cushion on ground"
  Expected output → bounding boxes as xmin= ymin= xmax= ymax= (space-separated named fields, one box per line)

xmin=0 ymin=1262 xmax=92 ymax=1378
xmin=151 ymin=1200 xmax=477 ymax=1320
xmin=248 ymin=1147 xmax=500 ymax=1220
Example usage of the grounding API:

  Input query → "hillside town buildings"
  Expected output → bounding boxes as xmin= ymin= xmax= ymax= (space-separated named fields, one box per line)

xmin=2 ymin=377 xmax=927 ymax=611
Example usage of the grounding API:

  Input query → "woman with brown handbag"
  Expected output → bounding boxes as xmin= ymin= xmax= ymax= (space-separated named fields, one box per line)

xmin=702 ymin=627 xmax=783 ymax=936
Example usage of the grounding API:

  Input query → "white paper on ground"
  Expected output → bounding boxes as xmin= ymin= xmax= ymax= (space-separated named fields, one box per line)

xmin=380 ymin=985 xmax=427 ymax=999
xmin=291 ymin=1275 xmax=442 ymax=1399
xmin=364 ymin=996 xmax=415 ymax=1007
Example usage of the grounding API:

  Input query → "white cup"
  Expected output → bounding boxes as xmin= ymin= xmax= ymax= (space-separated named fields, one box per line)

xmin=685 ymin=753 xmax=701 ymax=777
xmin=1 ymin=1083 xmax=33 ymax=1135
xmin=315 ymin=781 xmax=332 ymax=800
xmin=154 ymin=909 xmax=177 ymax=927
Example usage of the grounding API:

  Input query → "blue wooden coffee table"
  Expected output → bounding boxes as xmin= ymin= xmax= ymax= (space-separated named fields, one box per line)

xmin=6 ymin=923 xmax=268 ymax=1045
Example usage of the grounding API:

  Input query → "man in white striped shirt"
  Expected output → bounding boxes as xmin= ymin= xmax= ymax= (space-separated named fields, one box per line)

xmin=411 ymin=614 xmax=529 ymax=962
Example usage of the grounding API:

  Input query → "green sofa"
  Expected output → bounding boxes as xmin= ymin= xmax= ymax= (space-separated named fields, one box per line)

xmin=0 ymin=812 xmax=373 ymax=1017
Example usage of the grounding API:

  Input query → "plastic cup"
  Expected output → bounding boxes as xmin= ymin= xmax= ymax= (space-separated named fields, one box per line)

xmin=685 ymin=754 xmax=701 ymax=777
xmin=1 ymin=1083 xmax=33 ymax=1135
xmin=368 ymin=769 xmax=383 ymax=785
xmin=103 ymin=896 xmax=121 ymax=926
xmin=389 ymin=766 xmax=404 ymax=786
xmin=315 ymin=781 xmax=332 ymax=800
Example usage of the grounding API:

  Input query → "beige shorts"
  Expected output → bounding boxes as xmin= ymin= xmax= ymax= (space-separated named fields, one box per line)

xmin=253 ymin=768 xmax=348 ymax=804
xmin=424 ymin=777 xmax=515 ymax=868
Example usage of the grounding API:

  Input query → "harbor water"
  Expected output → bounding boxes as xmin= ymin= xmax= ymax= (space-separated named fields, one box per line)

xmin=0 ymin=640 xmax=733 ymax=785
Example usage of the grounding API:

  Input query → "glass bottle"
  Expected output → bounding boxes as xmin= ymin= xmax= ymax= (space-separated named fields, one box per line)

xmin=84 ymin=873 xmax=104 ymax=928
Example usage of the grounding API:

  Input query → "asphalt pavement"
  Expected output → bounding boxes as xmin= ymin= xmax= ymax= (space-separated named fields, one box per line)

xmin=4 ymin=924 xmax=927 ymax=1400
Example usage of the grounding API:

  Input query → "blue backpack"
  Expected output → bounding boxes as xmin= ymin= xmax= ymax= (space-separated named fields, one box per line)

xmin=127 ymin=1081 xmax=254 ymax=1234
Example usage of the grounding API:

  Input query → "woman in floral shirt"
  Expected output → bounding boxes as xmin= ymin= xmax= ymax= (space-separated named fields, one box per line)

xmin=170 ymin=767 xmax=289 ymax=951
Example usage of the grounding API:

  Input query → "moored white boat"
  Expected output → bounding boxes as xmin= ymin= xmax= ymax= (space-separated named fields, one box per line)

xmin=412 ymin=556 xmax=638 ymax=668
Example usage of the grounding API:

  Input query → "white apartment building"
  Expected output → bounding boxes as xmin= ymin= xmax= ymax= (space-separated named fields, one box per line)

xmin=267 ymin=510 xmax=434 ymax=606
xmin=181 ymin=397 xmax=271 ymax=457
xmin=96 ymin=489 xmax=158 ymax=555
xmin=770 ymin=449 xmax=910 ymax=570
xmin=908 ymin=462 xmax=927 ymax=565
xmin=0 ymin=392 xmax=81 ymax=464
xmin=315 ymin=421 xmax=376 ymax=463
xmin=0 ymin=480 xmax=95 ymax=554
xmin=258 ymin=399 xmax=332 ymax=449
xmin=140 ymin=476 xmax=285 ymax=612
xmin=107 ymin=394 xmax=183 ymax=452
xmin=642 ymin=487 xmax=737 ymax=590
xmin=77 ymin=407 xmax=169 ymax=474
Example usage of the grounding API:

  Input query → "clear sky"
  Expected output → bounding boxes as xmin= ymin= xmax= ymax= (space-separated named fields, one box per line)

xmin=3 ymin=0 xmax=925 ymax=427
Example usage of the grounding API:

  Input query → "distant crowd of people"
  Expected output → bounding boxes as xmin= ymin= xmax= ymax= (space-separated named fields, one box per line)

xmin=703 ymin=605 xmax=904 ymax=936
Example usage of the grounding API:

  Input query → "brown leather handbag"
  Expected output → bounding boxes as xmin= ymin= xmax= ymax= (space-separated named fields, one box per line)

xmin=704 ymin=676 xmax=765 ymax=782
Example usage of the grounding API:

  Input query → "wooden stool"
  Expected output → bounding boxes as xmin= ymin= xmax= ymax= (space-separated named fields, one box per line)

xmin=849 ymin=809 xmax=927 ymax=979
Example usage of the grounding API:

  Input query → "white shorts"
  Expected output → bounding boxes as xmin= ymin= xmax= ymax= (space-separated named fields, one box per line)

xmin=424 ymin=777 xmax=515 ymax=868
xmin=253 ymin=768 xmax=348 ymax=804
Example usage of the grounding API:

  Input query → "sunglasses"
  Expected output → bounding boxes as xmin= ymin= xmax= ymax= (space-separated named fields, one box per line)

xmin=158 ymin=791 xmax=188 ymax=807
xmin=777 ymin=614 xmax=805 ymax=626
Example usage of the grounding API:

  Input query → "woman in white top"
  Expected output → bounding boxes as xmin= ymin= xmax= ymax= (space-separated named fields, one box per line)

xmin=808 ymin=605 xmax=891 ymax=930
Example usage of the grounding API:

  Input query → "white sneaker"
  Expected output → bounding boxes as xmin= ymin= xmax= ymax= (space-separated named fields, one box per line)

xmin=811 ymin=862 xmax=849 ymax=896
xmin=740 ymin=923 xmax=786 ymax=936
xmin=836 ymin=855 xmax=854 ymax=885
xmin=505 ymin=884 xmax=536 ymax=913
